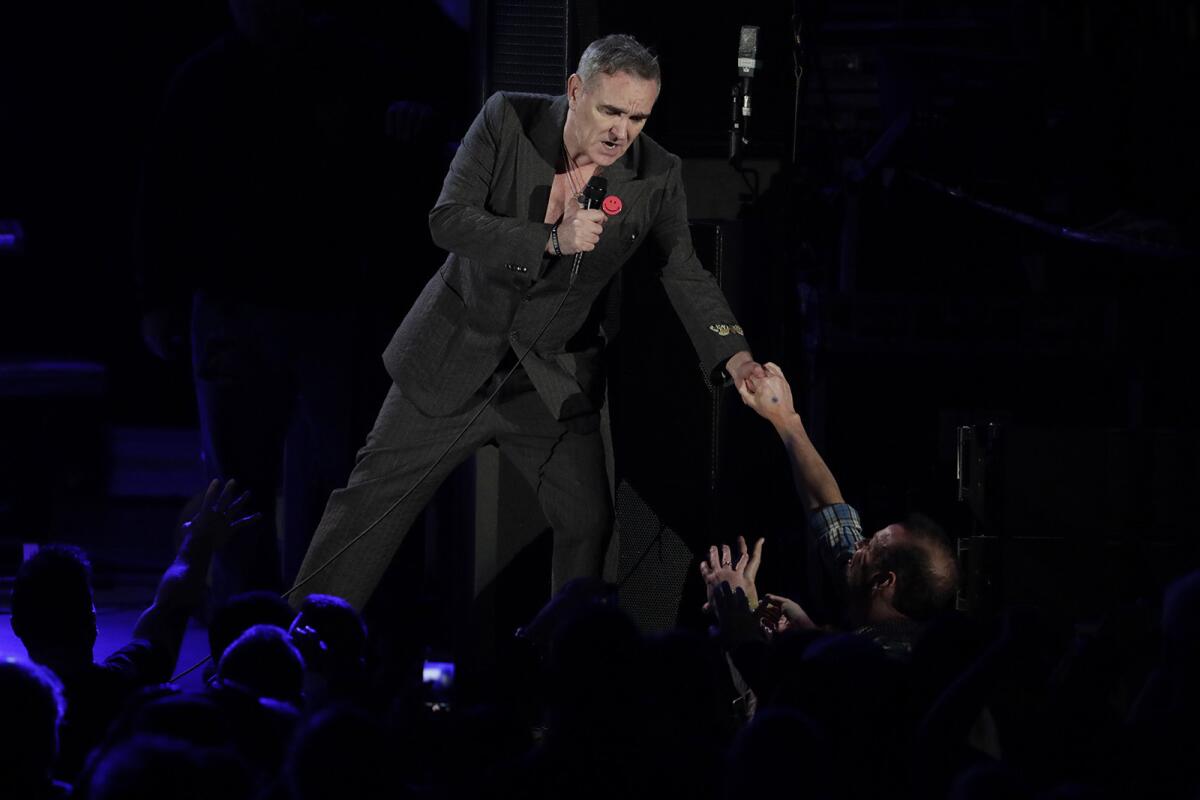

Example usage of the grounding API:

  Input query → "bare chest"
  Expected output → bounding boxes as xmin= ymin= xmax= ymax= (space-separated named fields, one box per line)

xmin=543 ymin=166 xmax=599 ymax=224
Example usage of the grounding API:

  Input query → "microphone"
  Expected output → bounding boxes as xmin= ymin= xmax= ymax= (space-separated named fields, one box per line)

xmin=738 ymin=24 xmax=762 ymax=116
xmin=580 ymin=175 xmax=608 ymax=210
xmin=731 ymin=25 xmax=761 ymax=162
xmin=571 ymin=175 xmax=608 ymax=282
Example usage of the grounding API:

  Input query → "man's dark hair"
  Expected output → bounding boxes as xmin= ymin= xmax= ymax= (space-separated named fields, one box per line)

xmin=209 ymin=590 xmax=297 ymax=665
xmin=217 ymin=624 xmax=305 ymax=705
xmin=87 ymin=734 xmax=254 ymax=800
xmin=577 ymin=34 xmax=661 ymax=86
xmin=874 ymin=513 xmax=959 ymax=621
xmin=290 ymin=593 xmax=367 ymax=669
xmin=11 ymin=544 xmax=96 ymax=645
xmin=0 ymin=658 xmax=65 ymax=790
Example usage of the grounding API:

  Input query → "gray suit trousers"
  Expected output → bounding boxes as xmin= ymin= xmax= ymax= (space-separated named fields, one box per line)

xmin=289 ymin=366 xmax=611 ymax=611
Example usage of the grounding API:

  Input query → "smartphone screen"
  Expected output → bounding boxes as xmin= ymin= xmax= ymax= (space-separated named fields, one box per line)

xmin=422 ymin=661 xmax=455 ymax=712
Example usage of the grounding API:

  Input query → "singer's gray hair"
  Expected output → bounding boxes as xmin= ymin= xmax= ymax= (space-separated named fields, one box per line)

xmin=577 ymin=34 xmax=661 ymax=87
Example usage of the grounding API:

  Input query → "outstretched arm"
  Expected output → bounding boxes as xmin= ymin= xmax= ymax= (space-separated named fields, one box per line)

xmin=736 ymin=362 xmax=844 ymax=512
xmin=132 ymin=480 xmax=260 ymax=669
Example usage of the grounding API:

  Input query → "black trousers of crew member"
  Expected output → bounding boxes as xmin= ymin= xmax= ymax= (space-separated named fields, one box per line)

xmin=289 ymin=362 xmax=611 ymax=611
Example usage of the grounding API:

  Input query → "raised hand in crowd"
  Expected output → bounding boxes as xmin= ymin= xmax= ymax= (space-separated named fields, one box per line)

xmin=759 ymin=593 xmax=817 ymax=634
xmin=135 ymin=479 xmax=261 ymax=644
xmin=707 ymin=581 xmax=763 ymax=647
xmin=161 ymin=480 xmax=259 ymax=606
xmin=700 ymin=535 xmax=764 ymax=611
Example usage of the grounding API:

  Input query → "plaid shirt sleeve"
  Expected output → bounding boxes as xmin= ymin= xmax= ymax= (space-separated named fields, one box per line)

xmin=809 ymin=503 xmax=864 ymax=582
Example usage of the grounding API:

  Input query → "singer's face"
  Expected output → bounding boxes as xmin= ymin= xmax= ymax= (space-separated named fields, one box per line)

xmin=564 ymin=70 xmax=659 ymax=167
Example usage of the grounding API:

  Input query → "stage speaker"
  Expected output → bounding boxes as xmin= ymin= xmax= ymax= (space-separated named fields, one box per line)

xmin=482 ymin=0 xmax=599 ymax=95
xmin=956 ymin=424 xmax=1200 ymax=620
xmin=957 ymin=424 xmax=1199 ymax=543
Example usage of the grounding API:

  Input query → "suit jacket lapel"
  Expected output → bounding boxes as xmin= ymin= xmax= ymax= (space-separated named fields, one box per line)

xmin=522 ymin=95 xmax=569 ymax=223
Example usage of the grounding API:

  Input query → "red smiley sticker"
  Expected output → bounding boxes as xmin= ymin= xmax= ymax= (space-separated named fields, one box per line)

xmin=602 ymin=195 xmax=623 ymax=216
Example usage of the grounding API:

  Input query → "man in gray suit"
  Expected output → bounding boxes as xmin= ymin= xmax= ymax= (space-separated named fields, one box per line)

xmin=290 ymin=34 xmax=766 ymax=611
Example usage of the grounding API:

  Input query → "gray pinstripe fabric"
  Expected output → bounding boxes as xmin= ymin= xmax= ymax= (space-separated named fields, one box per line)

xmin=384 ymin=92 xmax=748 ymax=420
xmin=291 ymin=377 xmax=609 ymax=611
xmin=293 ymin=90 xmax=747 ymax=610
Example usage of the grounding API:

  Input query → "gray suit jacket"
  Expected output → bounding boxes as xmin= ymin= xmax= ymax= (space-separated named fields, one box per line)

xmin=383 ymin=92 xmax=749 ymax=419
